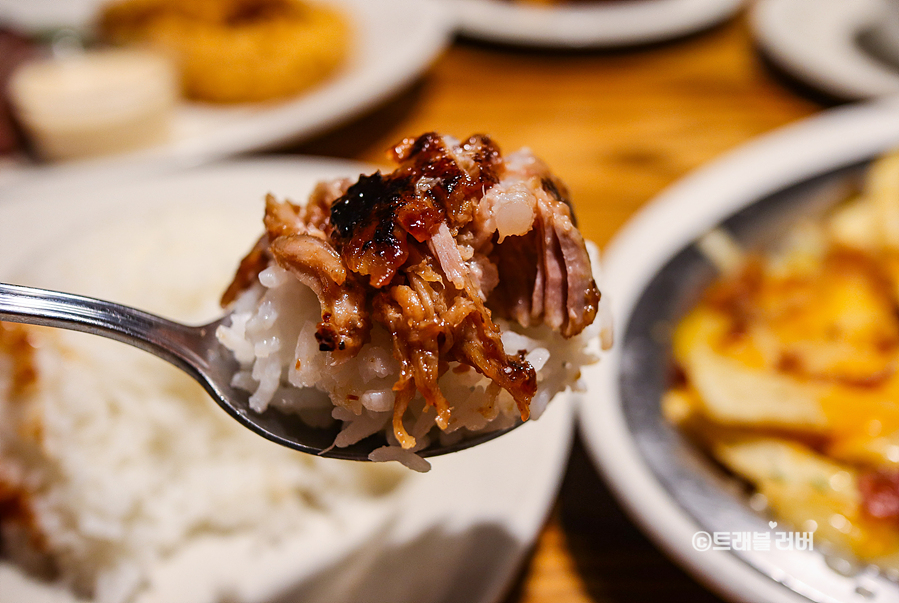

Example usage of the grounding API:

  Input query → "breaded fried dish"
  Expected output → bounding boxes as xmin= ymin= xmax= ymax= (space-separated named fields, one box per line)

xmin=99 ymin=0 xmax=349 ymax=103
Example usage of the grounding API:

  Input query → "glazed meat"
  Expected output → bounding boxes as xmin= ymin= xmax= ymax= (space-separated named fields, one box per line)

xmin=223 ymin=133 xmax=601 ymax=447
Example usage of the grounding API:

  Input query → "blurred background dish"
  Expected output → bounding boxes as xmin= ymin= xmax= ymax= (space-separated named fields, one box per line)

xmin=0 ymin=0 xmax=452 ymax=188
xmin=578 ymin=98 xmax=899 ymax=602
xmin=448 ymin=0 xmax=743 ymax=48
xmin=752 ymin=0 xmax=899 ymax=100
xmin=97 ymin=0 xmax=351 ymax=104
xmin=0 ymin=156 xmax=576 ymax=603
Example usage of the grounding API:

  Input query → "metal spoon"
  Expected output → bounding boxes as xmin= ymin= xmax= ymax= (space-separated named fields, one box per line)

xmin=0 ymin=282 xmax=518 ymax=460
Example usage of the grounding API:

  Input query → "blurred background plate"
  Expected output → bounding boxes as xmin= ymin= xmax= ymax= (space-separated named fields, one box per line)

xmin=0 ymin=0 xmax=453 ymax=190
xmin=449 ymin=0 xmax=743 ymax=48
xmin=0 ymin=156 xmax=576 ymax=603
xmin=751 ymin=0 xmax=899 ymax=100
xmin=578 ymin=98 xmax=899 ymax=602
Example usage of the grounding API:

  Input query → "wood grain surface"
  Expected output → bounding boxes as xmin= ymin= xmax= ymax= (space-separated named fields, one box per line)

xmin=293 ymin=7 xmax=834 ymax=602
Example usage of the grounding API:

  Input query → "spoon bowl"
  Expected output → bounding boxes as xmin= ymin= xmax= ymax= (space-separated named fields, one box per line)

xmin=0 ymin=282 xmax=520 ymax=460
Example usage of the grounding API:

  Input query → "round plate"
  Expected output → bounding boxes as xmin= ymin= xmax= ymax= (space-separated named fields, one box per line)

xmin=578 ymin=97 xmax=899 ymax=603
xmin=449 ymin=0 xmax=743 ymax=48
xmin=0 ymin=0 xmax=453 ymax=189
xmin=0 ymin=156 xmax=575 ymax=603
xmin=751 ymin=0 xmax=899 ymax=100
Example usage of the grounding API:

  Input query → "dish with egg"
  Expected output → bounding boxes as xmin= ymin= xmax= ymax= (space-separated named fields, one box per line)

xmin=665 ymin=149 xmax=899 ymax=569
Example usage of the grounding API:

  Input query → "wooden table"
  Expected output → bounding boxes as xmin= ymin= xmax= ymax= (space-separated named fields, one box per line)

xmin=293 ymin=7 xmax=830 ymax=602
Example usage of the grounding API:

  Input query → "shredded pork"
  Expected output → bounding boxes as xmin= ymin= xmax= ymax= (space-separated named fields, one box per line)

xmin=223 ymin=133 xmax=601 ymax=447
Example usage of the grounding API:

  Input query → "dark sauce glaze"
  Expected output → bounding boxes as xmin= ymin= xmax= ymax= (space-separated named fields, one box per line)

xmin=329 ymin=132 xmax=502 ymax=287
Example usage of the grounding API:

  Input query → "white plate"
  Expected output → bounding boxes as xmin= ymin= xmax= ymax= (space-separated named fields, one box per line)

xmin=449 ymin=0 xmax=743 ymax=48
xmin=578 ymin=97 xmax=899 ymax=603
xmin=0 ymin=156 xmax=575 ymax=603
xmin=751 ymin=0 xmax=899 ymax=100
xmin=0 ymin=0 xmax=453 ymax=190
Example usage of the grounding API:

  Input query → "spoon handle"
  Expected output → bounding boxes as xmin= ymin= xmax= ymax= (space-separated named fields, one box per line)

xmin=0 ymin=282 xmax=207 ymax=375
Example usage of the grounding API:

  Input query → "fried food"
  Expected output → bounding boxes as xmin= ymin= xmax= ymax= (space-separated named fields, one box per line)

xmin=98 ymin=0 xmax=349 ymax=103
xmin=665 ymin=150 xmax=899 ymax=569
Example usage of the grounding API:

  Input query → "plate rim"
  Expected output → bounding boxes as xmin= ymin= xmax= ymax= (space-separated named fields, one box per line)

xmin=578 ymin=97 xmax=899 ymax=603
xmin=451 ymin=0 xmax=744 ymax=48
xmin=751 ymin=0 xmax=899 ymax=100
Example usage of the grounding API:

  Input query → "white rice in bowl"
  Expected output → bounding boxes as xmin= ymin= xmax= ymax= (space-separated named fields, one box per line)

xmin=0 ymin=207 xmax=404 ymax=603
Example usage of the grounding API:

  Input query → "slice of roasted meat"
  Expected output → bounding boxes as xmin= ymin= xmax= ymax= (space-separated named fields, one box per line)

xmin=223 ymin=133 xmax=602 ymax=447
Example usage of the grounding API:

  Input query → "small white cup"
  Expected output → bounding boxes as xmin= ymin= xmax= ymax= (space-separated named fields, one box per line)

xmin=7 ymin=48 xmax=178 ymax=161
